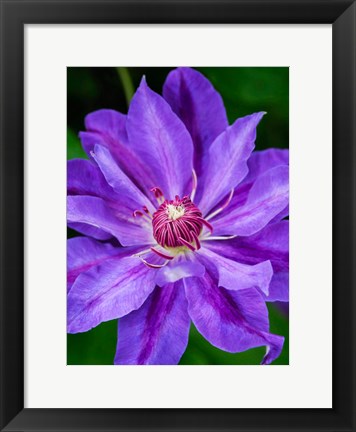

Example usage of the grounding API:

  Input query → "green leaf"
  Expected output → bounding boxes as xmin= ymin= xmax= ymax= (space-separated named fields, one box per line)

xmin=266 ymin=303 xmax=289 ymax=365
xmin=67 ymin=319 xmax=118 ymax=365
xmin=116 ymin=67 xmax=135 ymax=107
xmin=67 ymin=128 xmax=87 ymax=160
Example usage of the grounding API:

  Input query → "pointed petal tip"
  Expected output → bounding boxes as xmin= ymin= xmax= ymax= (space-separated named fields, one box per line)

xmin=139 ymin=74 xmax=147 ymax=86
xmin=261 ymin=335 xmax=285 ymax=365
xmin=133 ymin=75 xmax=149 ymax=98
xmin=241 ymin=111 xmax=267 ymax=126
xmin=127 ymin=69 xmax=194 ymax=198
xmin=255 ymin=111 xmax=267 ymax=121
xmin=135 ymin=75 xmax=157 ymax=100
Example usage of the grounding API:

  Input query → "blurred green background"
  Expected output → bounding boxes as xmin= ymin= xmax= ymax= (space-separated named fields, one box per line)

xmin=67 ymin=67 xmax=289 ymax=365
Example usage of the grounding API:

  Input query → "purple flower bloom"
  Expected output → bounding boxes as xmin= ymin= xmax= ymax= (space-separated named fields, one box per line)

xmin=67 ymin=67 xmax=289 ymax=365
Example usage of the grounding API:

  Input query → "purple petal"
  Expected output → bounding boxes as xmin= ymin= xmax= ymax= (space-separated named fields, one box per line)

xmin=163 ymin=67 xmax=228 ymax=179
xmin=155 ymin=253 xmax=205 ymax=286
xmin=205 ymin=221 xmax=289 ymax=302
xmin=115 ymin=283 xmax=190 ymax=365
xmin=184 ymin=269 xmax=284 ymax=364
xmin=207 ymin=148 xmax=289 ymax=221
xmin=67 ymin=158 xmax=117 ymax=201
xmin=197 ymin=112 xmax=265 ymax=215
xmin=67 ymin=254 xmax=156 ymax=333
xmin=68 ymin=223 xmax=113 ymax=241
xmin=80 ymin=110 xmax=157 ymax=200
xmin=67 ymin=158 xmax=149 ymax=241
xmin=243 ymin=148 xmax=289 ymax=185
xmin=68 ymin=153 xmax=154 ymax=226
xmin=198 ymin=247 xmax=273 ymax=296
xmin=126 ymin=77 xmax=194 ymax=198
xmin=67 ymin=195 xmax=154 ymax=246
xmin=80 ymin=109 xmax=128 ymax=157
xmin=79 ymin=131 xmax=112 ymax=158
xmin=212 ymin=165 xmax=289 ymax=236
xmin=267 ymin=272 xmax=289 ymax=302
xmin=91 ymin=144 xmax=154 ymax=212
xmin=237 ymin=148 xmax=289 ymax=223
xmin=67 ymin=237 xmax=131 ymax=292
xmin=270 ymin=205 xmax=289 ymax=223
xmin=67 ymin=159 xmax=126 ymax=221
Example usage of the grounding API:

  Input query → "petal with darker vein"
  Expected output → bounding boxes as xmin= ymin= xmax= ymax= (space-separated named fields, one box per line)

xmin=115 ymin=282 xmax=190 ymax=365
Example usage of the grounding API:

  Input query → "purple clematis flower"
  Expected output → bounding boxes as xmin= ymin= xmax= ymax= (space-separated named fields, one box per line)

xmin=67 ymin=67 xmax=289 ymax=365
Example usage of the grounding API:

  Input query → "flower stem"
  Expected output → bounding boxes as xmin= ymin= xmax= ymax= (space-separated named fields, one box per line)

xmin=116 ymin=67 xmax=135 ymax=107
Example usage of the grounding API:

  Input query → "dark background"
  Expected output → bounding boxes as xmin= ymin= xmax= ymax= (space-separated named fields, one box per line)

xmin=67 ymin=67 xmax=289 ymax=365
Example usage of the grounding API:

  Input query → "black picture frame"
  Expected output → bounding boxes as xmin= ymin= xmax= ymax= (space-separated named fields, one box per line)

xmin=1 ymin=0 xmax=355 ymax=431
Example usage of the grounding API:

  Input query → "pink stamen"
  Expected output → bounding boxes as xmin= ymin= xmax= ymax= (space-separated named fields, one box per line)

xmin=143 ymin=206 xmax=152 ymax=217
xmin=133 ymin=203 xmax=154 ymax=224
xmin=151 ymin=187 xmax=163 ymax=198
xmin=198 ymin=217 xmax=213 ymax=233
xmin=178 ymin=237 xmax=196 ymax=251
xmin=150 ymin=186 xmax=163 ymax=196
xmin=202 ymin=234 xmax=237 ymax=241
xmin=205 ymin=189 xmax=234 ymax=221
xmin=190 ymin=169 xmax=198 ymax=202
xmin=141 ymin=258 xmax=168 ymax=269
xmin=150 ymin=186 xmax=165 ymax=205
xmin=150 ymin=247 xmax=174 ymax=260
xmin=152 ymin=194 xmax=206 ymax=248
xmin=132 ymin=248 xmax=151 ymax=257
xmin=192 ymin=231 xmax=201 ymax=250
xmin=133 ymin=210 xmax=144 ymax=217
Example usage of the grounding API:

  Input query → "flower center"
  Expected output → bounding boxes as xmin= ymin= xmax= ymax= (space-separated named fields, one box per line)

xmin=152 ymin=195 xmax=204 ymax=248
xmin=166 ymin=204 xmax=185 ymax=220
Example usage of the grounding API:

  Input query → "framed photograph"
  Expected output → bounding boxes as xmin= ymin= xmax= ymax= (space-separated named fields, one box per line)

xmin=0 ymin=0 xmax=355 ymax=431
xmin=67 ymin=65 xmax=290 ymax=368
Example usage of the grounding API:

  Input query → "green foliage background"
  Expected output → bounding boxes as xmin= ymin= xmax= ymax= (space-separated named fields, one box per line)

xmin=67 ymin=67 xmax=289 ymax=365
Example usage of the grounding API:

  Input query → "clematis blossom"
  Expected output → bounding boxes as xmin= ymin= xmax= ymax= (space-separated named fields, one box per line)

xmin=67 ymin=67 xmax=289 ymax=365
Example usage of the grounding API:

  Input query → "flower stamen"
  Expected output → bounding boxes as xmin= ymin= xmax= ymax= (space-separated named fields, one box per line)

xmin=178 ymin=237 xmax=196 ymax=251
xmin=133 ymin=210 xmax=143 ymax=217
xmin=133 ymin=248 xmax=171 ymax=268
xmin=197 ymin=217 xmax=213 ymax=233
xmin=205 ymin=189 xmax=234 ymax=221
xmin=150 ymin=247 xmax=174 ymax=260
xmin=132 ymin=248 xmax=151 ymax=258
xmin=201 ymin=234 xmax=237 ymax=241
xmin=150 ymin=187 xmax=165 ymax=205
xmin=133 ymin=208 xmax=152 ymax=223
xmin=152 ymin=195 xmax=207 ymax=249
xmin=190 ymin=169 xmax=198 ymax=202
xmin=143 ymin=206 xmax=152 ymax=217
xmin=140 ymin=258 xmax=169 ymax=269
xmin=191 ymin=231 xmax=201 ymax=250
